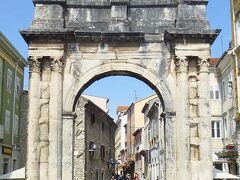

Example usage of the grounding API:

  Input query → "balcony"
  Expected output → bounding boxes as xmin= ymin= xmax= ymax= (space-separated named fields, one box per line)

xmin=215 ymin=144 xmax=238 ymax=159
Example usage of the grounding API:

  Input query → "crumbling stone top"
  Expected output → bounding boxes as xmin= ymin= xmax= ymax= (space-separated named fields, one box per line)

xmin=21 ymin=0 xmax=220 ymax=43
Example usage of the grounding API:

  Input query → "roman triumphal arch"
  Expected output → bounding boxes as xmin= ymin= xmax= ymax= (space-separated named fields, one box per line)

xmin=21 ymin=0 xmax=220 ymax=180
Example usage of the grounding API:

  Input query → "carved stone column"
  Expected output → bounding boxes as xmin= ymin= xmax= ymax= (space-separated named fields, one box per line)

xmin=188 ymin=59 xmax=200 ymax=179
xmin=39 ymin=59 xmax=51 ymax=180
xmin=163 ymin=111 xmax=176 ymax=180
xmin=26 ymin=56 xmax=42 ymax=180
xmin=62 ymin=112 xmax=75 ymax=180
xmin=48 ymin=57 xmax=63 ymax=180
xmin=175 ymin=57 xmax=191 ymax=180
xmin=198 ymin=58 xmax=213 ymax=180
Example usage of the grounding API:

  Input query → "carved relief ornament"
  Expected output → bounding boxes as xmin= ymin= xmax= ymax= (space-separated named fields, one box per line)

xmin=175 ymin=57 xmax=188 ymax=73
xmin=29 ymin=56 xmax=42 ymax=73
xmin=50 ymin=57 xmax=63 ymax=72
xmin=198 ymin=58 xmax=209 ymax=73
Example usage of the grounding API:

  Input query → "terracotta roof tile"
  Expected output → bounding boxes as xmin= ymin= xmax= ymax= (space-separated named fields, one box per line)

xmin=210 ymin=58 xmax=219 ymax=66
xmin=116 ymin=106 xmax=129 ymax=113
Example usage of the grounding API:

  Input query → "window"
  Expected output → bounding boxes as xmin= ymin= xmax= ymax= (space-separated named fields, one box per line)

xmin=14 ymin=115 xmax=19 ymax=136
xmin=3 ymin=158 xmax=9 ymax=174
xmin=91 ymin=114 xmax=95 ymax=123
xmin=89 ymin=141 xmax=95 ymax=150
xmin=102 ymin=122 xmax=105 ymax=132
xmin=230 ymin=113 xmax=236 ymax=136
xmin=135 ymin=153 xmax=141 ymax=161
xmin=212 ymin=121 xmax=221 ymax=138
xmin=101 ymin=172 xmax=104 ymax=180
xmin=223 ymin=117 xmax=228 ymax=138
xmin=7 ymin=69 xmax=13 ymax=93
xmin=13 ymin=159 xmax=17 ymax=170
xmin=100 ymin=145 xmax=105 ymax=159
xmin=4 ymin=110 xmax=10 ymax=134
xmin=236 ymin=13 xmax=240 ymax=47
xmin=210 ymin=85 xmax=220 ymax=100
xmin=228 ymin=74 xmax=233 ymax=97
xmin=89 ymin=141 xmax=96 ymax=157
xmin=16 ymin=77 xmax=21 ymax=97
xmin=95 ymin=170 xmax=99 ymax=180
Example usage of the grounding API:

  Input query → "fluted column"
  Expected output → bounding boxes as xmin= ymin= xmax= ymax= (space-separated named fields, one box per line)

xmin=26 ymin=57 xmax=42 ymax=180
xmin=39 ymin=59 xmax=51 ymax=180
xmin=164 ymin=111 xmax=176 ymax=180
xmin=198 ymin=58 xmax=213 ymax=180
xmin=188 ymin=59 xmax=200 ymax=180
xmin=175 ymin=57 xmax=191 ymax=180
xmin=48 ymin=57 xmax=63 ymax=180
xmin=62 ymin=112 xmax=75 ymax=180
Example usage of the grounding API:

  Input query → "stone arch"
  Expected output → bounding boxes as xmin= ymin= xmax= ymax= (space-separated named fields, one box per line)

xmin=63 ymin=62 xmax=174 ymax=113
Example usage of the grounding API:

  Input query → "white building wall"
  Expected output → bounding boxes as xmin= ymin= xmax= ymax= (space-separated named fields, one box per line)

xmin=82 ymin=94 xmax=109 ymax=113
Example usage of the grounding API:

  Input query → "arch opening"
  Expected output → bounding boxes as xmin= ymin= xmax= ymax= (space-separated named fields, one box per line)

xmin=72 ymin=70 xmax=168 ymax=113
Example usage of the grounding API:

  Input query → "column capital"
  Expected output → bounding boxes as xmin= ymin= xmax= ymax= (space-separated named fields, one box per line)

xmin=198 ymin=58 xmax=209 ymax=73
xmin=50 ymin=56 xmax=63 ymax=72
xmin=28 ymin=56 xmax=42 ymax=73
xmin=175 ymin=56 xmax=188 ymax=73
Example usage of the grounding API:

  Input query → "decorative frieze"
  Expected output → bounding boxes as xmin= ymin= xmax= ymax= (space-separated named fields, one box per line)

xmin=198 ymin=58 xmax=209 ymax=73
xmin=29 ymin=56 xmax=42 ymax=73
xmin=50 ymin=57 xmax=63 ymax=72
xmin=175 ymin=57 xmax=188 ymax=73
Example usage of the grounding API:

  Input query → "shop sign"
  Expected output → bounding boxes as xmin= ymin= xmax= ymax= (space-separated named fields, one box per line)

xmin=2 ymin=146 xmax=12 ymax=155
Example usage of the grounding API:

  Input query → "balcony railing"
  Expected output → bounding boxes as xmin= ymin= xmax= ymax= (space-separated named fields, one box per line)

xmin=216 ymin=145 xmax=238 ymax=159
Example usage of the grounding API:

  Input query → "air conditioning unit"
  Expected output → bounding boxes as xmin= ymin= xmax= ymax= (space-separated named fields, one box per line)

xmin=0 ymin=124 xmax=4 ymax=139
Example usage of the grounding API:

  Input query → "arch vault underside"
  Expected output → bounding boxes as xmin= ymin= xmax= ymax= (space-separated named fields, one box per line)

xmin=21 ymin=0 xmax=220 ymax=180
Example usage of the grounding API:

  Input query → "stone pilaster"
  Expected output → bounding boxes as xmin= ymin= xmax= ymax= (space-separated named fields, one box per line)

xmin=163 ymin=111 xmax=176 ymax=180
xmin=197 ymin=58 xmax=213 ymax=180
xmin=26 ymin=56 xmax=42 ymax=180
xmin=62 ymin=112 xmax=75 ymax=180
xmin=188 ymin=58 xmax=200 ymax=179
xmin=39 ymin=59 xmax=51 ymax=180
xmin=48 ymin=56 xmax=63 ymax=180
xmin=175 ymin=57 xmax=191 ymax=180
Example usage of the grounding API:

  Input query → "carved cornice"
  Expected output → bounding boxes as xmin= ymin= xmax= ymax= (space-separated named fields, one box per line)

xmin=50 ymin=57 xmax=63 ymax=72
xmin=28 ymin=56 xmax=42 ymax=73
xmin=175 ymin=57 xmax=188 ymax=73
xmin=198 ymin=58 xmax=209 ymax=73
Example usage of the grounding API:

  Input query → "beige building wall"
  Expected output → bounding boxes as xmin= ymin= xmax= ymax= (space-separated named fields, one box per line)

xmin=126 ymin=94 xmax=157 ymax=159
xmin=209 ymin=60 xmax=224 ymax=164
xmin=82 ymin=94 xmax=109 ymax=113
xmin=74 ymin=96 xmax=116 ymax=180
xmin=214 ymin=49 xmax=238 ymax=174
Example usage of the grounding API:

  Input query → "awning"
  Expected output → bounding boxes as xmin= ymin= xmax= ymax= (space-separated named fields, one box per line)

xmin=213 ymin=167 xmax=240 ymax=179
xmin=0 ymin=167 xmax=25 ymax=179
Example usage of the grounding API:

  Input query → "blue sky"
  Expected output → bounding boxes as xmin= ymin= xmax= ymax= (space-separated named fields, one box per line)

xmin=0 ymin=0 xmax=231 ymax=118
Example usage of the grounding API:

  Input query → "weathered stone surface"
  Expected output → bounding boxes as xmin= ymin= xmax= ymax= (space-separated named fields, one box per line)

xmin=19 ymin=91 xmax=29 ymax=168
xmin=26 ymin=0 xmax=212 ymax=35
xmin=22 ymin=0 xmax=218 ymax=179
xmin=74 ymin=97 xmax=116 ymax=180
